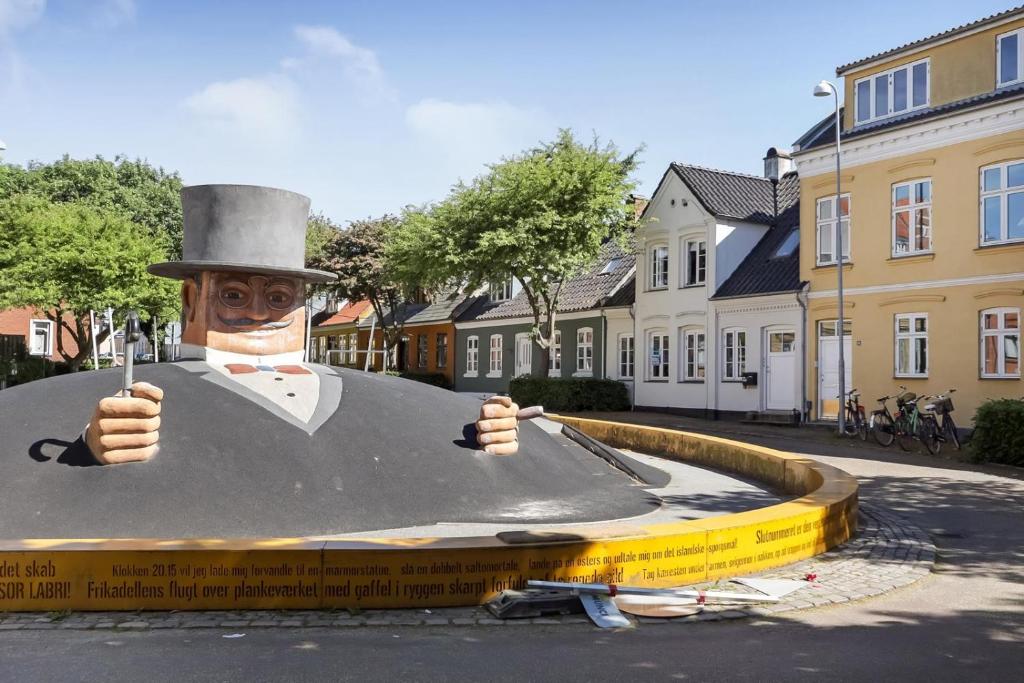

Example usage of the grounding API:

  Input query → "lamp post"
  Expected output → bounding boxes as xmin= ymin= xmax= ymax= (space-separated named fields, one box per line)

xmin=814 ymin=79 xmax=846 ymax=435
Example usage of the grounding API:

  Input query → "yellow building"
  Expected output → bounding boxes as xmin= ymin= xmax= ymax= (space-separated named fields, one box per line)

xmin=793 ymin=8 xmax=1024 ymax=423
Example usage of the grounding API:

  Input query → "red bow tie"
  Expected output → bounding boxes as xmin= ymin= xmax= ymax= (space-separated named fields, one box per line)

xmin=224 ymin=363 xmax=312 ymax=376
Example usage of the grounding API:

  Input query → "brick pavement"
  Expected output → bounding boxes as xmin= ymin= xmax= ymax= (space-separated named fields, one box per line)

xmin=0 ymin=504 xmax=933 ymax=631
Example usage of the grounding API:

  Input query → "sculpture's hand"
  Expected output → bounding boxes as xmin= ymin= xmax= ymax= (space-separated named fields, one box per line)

xmin=85 ymin=381 xmax=163 ymax=465
xmin=476 ymin=396 xmax=520 ymax=455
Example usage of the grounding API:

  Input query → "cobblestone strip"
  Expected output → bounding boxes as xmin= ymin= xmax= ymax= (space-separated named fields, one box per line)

xmin=0 ymin=505 xmax=933 ymax=631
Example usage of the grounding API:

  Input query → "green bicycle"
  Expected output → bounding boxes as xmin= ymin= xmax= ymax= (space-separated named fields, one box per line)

xmin=894 ymin=391 xmax=941 ymax=455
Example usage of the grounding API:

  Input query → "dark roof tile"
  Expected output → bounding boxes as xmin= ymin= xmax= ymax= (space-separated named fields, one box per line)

xmin=671 ymin=164 xmax=776 ymax=225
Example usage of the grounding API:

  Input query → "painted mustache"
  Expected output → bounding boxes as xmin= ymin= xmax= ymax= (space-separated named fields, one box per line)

xmin=217 ymin=315 xmax=294 ymax=330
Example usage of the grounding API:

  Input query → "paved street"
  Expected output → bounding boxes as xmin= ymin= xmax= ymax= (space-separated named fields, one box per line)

xmin=1 ymin=416 xmax=1021 ymax=681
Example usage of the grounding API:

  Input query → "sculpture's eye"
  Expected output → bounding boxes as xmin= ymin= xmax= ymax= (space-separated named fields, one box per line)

xmin=265 ymin=285 xmax=296 ymax=311
xmin=219 ymin=285 xmax=251 ymax=308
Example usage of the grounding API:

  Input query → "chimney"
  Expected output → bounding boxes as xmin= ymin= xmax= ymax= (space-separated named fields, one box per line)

xmin=763 ymin=147 xmax=794 ymax=182
xmin=628 ymin=193 xmax=649 ymax=220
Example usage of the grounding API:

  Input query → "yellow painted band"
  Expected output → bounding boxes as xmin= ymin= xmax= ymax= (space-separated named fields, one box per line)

xmin=0 ymin=418 xmax=857 ymax=610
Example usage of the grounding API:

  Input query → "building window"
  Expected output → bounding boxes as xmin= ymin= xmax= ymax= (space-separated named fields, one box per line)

xmin=347 ymin=333 xmax=358 ymax=364
xmin=980 ymin=159 xmax=1024 ymax=245
xmin=28 ymin=319 xmax=53 ymax=357
xmin=489 ymin=279 xmax=513 ymax=302
xmin=816 ymin=194 xmax=851 ymax=265
xmin=416 ymin=334 xmax=428 ymax=368
xmin=895 ymin=313 xmax=928 ymax=378
xmin=854 ymin=58 xmax=928 ymax=125
xmin=649 ymin=245 xmax=669 ymax=289
xmin=892 ymin=179 xmax=932 ymax=255
xmin=436 ymin=333 xmax=448 ymax=369
xmin=488 ymin=334 xmax=503 ymax=376
xmin=722 ymin=329 xmax=746 ymax=381
xmin=548 ymin=330 xmax=562 ymax=376
xmin=466 ymin=336 xmax=479 ymax=375
xmin=618 ymin=334 xmax=634 ymax=379
xmin=981 ymin=308 xmax=1020 ymax=378
xmin=683 ymin=239 xmax=706 ymax=286
xmin=576 ymin=327 xmax=593 ymax=374
xmin=648 ymin=332 xmax=669 ymax=380
xmin=998 ymin=28 xmax=1023 ymax=87
xmin=683 ymin=329 xmax=706 ymax=382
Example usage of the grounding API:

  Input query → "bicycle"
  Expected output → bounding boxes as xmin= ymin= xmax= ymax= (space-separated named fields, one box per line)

xmin=924 ymin=388 xmax=960 ymax=450
xmin=869 ymin=391 xmax=901 ymax=447
xmin=842 ymin=389 xmax=867 ymax=441
xmin=894 ymin=391 xmax=941 ymax=455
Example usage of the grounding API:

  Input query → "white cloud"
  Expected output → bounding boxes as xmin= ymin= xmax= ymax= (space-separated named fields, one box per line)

xmin=94 ymin=0 xmax=135 ymax=28
xmin=0 ymin=0 xmax=44 ymax=34
xmin=406 ymin=99 xmax=550 ymax=173
xmin=183 ymin=75 xmax=300 ymax=143
xmin=290 ymin=24 xmax=395 ymax=101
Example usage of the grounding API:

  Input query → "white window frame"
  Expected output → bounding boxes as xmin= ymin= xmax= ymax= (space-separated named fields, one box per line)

xmin=980 ymin=159 xmax=1024 ymax=246
xmin=649 ymin=244 xmax=669 ymax=290
xmin=436 ymin=332 xmax=448 ymax=369
xmin=894 ymin=313 xmax=929 ymax=378
xmin=417 ymin=333 xmax=428 ymax=368
xmin=980 ymin=307 xmax=1020 ymax=378
xmin=489 ymin=279 xmax=513 ymax=302
xmin=816 ymin=194 xmax=851 ymax=266
xmin=891 ymin=178 xmax=933 ymax=256
xmin=682 ymin=329 xmax=706 ymax=382
xmin=465 ymin=335 xmax=479 ymax=377
xmin=514 ymin=332 xmax=532 ymax=378
xmin=548 ymin=329 xmax=562 ymax=377
xmin=853 ymin=58 xmax=930 ymax=125
xmin=575 ymin=327 xmax=593 ymax=376
xmin=997 ymin=27 xmax=1024 ymax=88
xmin=487 ymin=334 xmax=503 ymax=378
xmin=647 ymin=331 xmax=669 ymax=381
xmin=722 ymin=329 xmax=746 ymax=381
xmin=682 ymin=238 xmax=707 ymax=287
xmin=28 ymin=319 xmax=54 ymax=357
xmin=618 ymin=334 xmax=634 ymax=380
xmin=347 ymin=333 xmax=358 ymax=364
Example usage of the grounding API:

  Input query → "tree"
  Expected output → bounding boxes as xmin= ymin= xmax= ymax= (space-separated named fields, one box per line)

xmin=391 ymin=129 xmax=641 ymax=375
xmin=0 ymin=198 xmax=180 ymax=371
xmin=0 ymin=155 xmax=185 ymax=257
xmin=307 ymin=216 xmax=411 ymax=370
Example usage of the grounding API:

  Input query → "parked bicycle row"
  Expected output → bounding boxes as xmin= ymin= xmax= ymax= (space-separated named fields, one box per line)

xmin=842 ymin=386 xmax=960 ymax=455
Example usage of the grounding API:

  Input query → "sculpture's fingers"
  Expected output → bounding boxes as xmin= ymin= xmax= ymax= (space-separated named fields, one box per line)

xmin=477 ymin=428 xmax=518 ymax=446
xmin=96 ymin=415 xmax=161 ymax=434
xmin=483 ymin=396 xmax=513 ymax=408
xmin=483 ymin=442 xmax=518 ymax=456
xmin=97 ymin=443 xmax=159 ymax=465
xmin=98 ymin=396 xmax=161 ymax=418
xmin=476 ymin=416 xmax=518 ymax=432
xmin=480 ymin=402 xmax=519 ymax=420
xmin=99 ymin=431 xmax=160 ymax=451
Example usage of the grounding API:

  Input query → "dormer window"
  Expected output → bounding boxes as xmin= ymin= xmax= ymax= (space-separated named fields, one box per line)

xmin=998 ymin=28 xmax=1024 ymax=88
xmin=854 ymin=58 xmax=929 ymax=125
xmin=489 ymin=279 xmax=513 ymax=302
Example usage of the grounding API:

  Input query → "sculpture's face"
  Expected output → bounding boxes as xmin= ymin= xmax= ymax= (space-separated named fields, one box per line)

xmin=181 ymin=271 xmax=306 ymax=356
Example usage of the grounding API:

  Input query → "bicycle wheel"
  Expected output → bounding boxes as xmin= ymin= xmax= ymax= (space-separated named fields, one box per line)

xmin=857 ymin=413 xmax=868 ymax=441
xmin=896 ymin=417 xmax=915 ymax=452
xmin=944 ymin=416 xmax=961 ymax=450
xmin=872 ymin=412 xmax=895 ymax=447
xmin=918 ymin=418 xmax=941 ymax=456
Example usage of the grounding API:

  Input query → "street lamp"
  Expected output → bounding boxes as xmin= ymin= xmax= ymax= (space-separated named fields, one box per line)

xmin=814 ymin=79 xmax=847 ymax=435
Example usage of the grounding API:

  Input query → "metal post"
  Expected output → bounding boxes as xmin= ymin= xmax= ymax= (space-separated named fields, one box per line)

xmin=364 ymin=314 xmax=377 ymax=372
xmin=153 ymin=313 xmax=159 ymax=363
xmin=89 ymin=310 xmax=100 ymax=370
xmin=832 ymin=86 xmax=846 ymax=435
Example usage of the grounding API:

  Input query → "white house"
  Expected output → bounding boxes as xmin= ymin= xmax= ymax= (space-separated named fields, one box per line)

xmin=633 ymin=151 xmax=806 ymax=420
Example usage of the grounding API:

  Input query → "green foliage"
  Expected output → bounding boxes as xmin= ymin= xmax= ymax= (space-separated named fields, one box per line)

xmin=970 ymin=398 xmax=1024 ymax=466
xmin=510 ymin=376 xmax=630 ymax=412
xmin=305 ymin=212 xmax=338 ymax=272
xmin=384 ymin=370 xmax=450 ymax=389
xmin=390 ymin=129 xmax=641 ymax=374
xmin=0 ymin=197 xmax=180 ymax=370
xmin=0 ymin=155 xmax=184 ymax=257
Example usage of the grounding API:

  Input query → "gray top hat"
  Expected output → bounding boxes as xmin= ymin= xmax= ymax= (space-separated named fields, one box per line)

xmin=148 ymin=184 xmax=337 ymax=283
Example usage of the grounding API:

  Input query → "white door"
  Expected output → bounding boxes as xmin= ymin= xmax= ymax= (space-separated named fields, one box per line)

xmin=514 ymin=334 xmax=532 ymax=377
xmin=765 ymin=330 xmax=796 ymax=410
xmin=818 ymin=335 xmax=852 ymax=420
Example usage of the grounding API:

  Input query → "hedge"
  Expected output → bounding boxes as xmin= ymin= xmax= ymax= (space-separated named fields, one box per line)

xmin=384 ymin=370 xmax=451 ymax=389
xmin=970 ymin=398 xmax=1024 ymax=466
xmin=510 ymin=376 xmax=630 ymax=412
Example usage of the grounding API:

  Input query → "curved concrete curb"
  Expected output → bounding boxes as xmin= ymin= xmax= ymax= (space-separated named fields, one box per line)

xmin=0 ymin=418 xmax=858 ymax=612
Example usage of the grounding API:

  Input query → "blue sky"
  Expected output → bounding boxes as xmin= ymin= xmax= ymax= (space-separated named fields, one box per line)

xmin=0 ymin=0 xmax=1013 ymax=223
